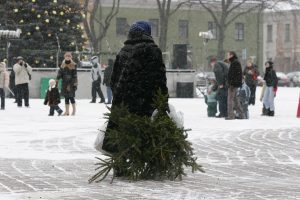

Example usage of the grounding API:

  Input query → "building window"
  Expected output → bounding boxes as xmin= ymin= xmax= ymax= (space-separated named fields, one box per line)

xmin=208 ymin=21 xmax=218 ymax=39
xmin=178 ymin=20 xmax=188 ymax=39
xmin=285 ymin=24 xmax=290 ymax=42
xmin=149 ymin=19 xmax=159 ymax=37
xmin=116 ymin=17 xmax=127 ymax=36
xmin=235 ymin=23 xmax=244 ymax=41
xmin=267 ymin=25 xmax=273 ymax=43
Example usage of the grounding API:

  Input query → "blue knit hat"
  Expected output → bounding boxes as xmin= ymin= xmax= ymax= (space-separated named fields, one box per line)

xmin=129 ymin=21 xmax=151 ymax=36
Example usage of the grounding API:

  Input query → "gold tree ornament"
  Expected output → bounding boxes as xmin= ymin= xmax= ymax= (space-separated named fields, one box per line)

xmin=45 ymin=19 xmax=50 ymax=23
xmin=48 ymin=33 xmax=52 ymax=37
xmin=35 ymin=26 xmax=40 ymax=30
xmin=14 ymin=9 xmax=19 ymax=13
xmin=52 ymin=10 xmax=57 ymax=15
xmin=32 ymin=0 xmax=36 ymax=2
xmin=27 ymin=32 xmax=31 ymax=36
xmin=31 ymin=8 xmax=35 ymax=12
xmin=60 ymin=11 xmax=64 ymax=16
xmin=37 ymin=14 xmax=41 ymax=18
xmin=53 ymin=0 xmax=57 ymax=3
xmin=59 ymin=28 xmax=63 ymax=32
xmin=20 ymin=19 xmax=24 ymax=23
xmin=66 ymin=19 xmax=70 ymax=24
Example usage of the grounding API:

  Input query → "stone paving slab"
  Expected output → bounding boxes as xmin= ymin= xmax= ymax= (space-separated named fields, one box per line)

xmin=1 ymin=128 xmax=300 ymax=199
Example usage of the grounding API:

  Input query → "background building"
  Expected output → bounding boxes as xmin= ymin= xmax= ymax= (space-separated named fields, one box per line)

xmin=263 ymin=9 xmax=300 ymax=73
xmin=93 ymin=0 xmax=262 ymax=71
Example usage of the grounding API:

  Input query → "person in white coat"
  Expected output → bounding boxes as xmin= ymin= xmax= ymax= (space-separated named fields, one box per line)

xmin=90 ymin=56 xmax=105 ymax=103
xmin=13 ymin=56 xmax=32 ymax=107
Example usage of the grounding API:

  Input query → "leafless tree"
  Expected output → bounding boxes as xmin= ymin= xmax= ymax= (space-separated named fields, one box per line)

xmin=190 ymin=0 xmax=299 ymax=60
xmin=156 ymin=0 xmax=189 ymax=52
xmin=83 ymin=0 xmax=120 ymax=53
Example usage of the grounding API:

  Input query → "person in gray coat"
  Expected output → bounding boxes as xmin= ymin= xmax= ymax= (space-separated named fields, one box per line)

xmin=13 ymin=56 xmax=32 ymax=107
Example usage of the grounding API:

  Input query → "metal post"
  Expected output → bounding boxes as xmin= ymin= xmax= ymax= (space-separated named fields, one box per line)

xmin=55 ymin=34 xmax=60 ymax=68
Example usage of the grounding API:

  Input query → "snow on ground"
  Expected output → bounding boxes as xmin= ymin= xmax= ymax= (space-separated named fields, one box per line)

xmin=0 ymin=87 xmax=299 ymax=200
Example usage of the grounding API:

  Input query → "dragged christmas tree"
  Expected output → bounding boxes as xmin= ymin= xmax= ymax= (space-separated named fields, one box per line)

xmin=89 ymin=91 xmax=204 ymax=183
xmin=1 ymin=0 xmax=85 ymax=67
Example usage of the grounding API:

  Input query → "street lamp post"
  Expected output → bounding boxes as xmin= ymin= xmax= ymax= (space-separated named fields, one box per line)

xmin=199 ymin=30 xmax=213 ymax=72
xmin=55 ymin=34 xmax=60 ymax=68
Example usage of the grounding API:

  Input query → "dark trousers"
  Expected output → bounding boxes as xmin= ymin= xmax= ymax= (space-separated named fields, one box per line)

xmin=16 ymin=83 xmax=29 ymax=107
xmin=65 ymin=97 xmax=75 ymax=105
xmin=217 ymin=87 xmax=228 ymax=117
xmin=227 ymin=86 xmax=245 ymax=119
xmin=0 ymin=88 xmax=5 ymax=109
xmin=49 ymin=105 xmax=63 ymax=116
xmin=91 ymin=81 xmax=104 ymax=102
xmin=249 ymin=85 xmax=257 ymax=105
xmin=207 ymin=102 xmax=217 ymax=117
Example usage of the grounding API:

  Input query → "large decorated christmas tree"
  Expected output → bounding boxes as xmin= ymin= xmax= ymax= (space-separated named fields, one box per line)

xmin=0 ymin=0 xmax=85 ymax=68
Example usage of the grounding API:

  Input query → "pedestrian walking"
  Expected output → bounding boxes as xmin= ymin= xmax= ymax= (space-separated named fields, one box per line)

xmin=103 ymin=59 xmax=114 ymax=104
xmin=13 ymin=56 xmax=32 ymax=107
xmin=262 ymin=61 xmax=278 ymax=116
xmin=90 ymin=56 xmax=105 ymax=103
xmin=243 ymin=58 xmax=259 ymax=105
xmin=226 ymin=51 xmax=245 ymax=120
xmin=0 ymin=62 xmax=9 ymax=110
xmin=56 ymin=52 xmax=78 ymax=116
xmin=44 ymin=79 xmax=63 ymax=116
xmin=210 ymin=57 xmax=229 ymax=118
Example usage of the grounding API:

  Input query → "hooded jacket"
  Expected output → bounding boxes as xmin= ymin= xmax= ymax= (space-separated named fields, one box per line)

xmin=110 ymin=32 xmax=169 ymax=117
xmin=0 ymin=62 xmax=9 ymax=89
xmin=228 ymin=55 xmax=243 ymax=88
xmin=13 ymin=62 xmax=32 ymax=85
xmin=264 ymin=62 xmax=278 ymax=87
xmin=57 ymin=60 xmax=78 ymax=98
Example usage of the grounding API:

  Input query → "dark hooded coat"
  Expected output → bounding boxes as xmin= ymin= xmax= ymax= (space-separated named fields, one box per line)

xmin=228 ymin=55 xmax=243 ymax=88
xmin=103 ymin=31 xmax=169 ymax=153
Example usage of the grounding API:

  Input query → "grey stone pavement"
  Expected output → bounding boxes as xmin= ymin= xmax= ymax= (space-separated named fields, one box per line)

xmin=1 ymin=128 xmax=300 ymax=200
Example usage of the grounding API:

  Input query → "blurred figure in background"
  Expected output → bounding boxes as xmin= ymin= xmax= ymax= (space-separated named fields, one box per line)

xmin=0 ymin=62 xmax=9 ymax=110
xmin=103 ymin=59 xmax=114 ymax=104
xmin=243 ymin=58 xmax=259 ymax=105
xmin=262 ymin=61 xmax=278 ymax=116
xmin=13 ymin=56 xmax=32 ymax=108
xmin=90 ymin=56 xmax=105 ymax=103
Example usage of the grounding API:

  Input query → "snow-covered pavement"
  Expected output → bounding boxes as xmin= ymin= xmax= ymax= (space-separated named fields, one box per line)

xmin=0 ymin=87 xmax=299 ymax=200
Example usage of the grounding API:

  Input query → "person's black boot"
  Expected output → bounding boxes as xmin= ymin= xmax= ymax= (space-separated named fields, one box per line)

xmin=268 ymin=110 xmax=275 ymax=116
xmin=90 ymin=100 xmax=96 ymax=103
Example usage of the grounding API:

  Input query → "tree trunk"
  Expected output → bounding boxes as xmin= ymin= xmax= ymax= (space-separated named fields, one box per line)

xmin=217 ymin=25 xmax=226 ymax=59
xmin=159 ymin=18 xmax=168 ymax=52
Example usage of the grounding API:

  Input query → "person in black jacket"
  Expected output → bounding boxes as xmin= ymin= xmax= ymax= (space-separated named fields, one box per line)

xmin=44 ymin=79 xmax=63 ymax=116
xmin=226 ymin=51 xmax=245 ymax=120
xmin=243 ymin=58 xmax=259 ymax=105
xmin=262 ymin=61 xmax=278 ymax=116
xmin=210 ymin=57 xmax=228 ymax=118
xmin=102 ymin=21 xmax=169 ymax=154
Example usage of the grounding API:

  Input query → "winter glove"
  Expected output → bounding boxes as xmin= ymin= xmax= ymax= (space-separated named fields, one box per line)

xmin=24 ymin=63 xmax=28 ymax=68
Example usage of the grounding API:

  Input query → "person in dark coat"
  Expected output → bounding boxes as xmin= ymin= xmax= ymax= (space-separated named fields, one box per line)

xmin=44 ymin=79 xmax=63 ymax=116
xmin=226 ymin=51 xmax=245 ymax=120
xmin=243 ymin=58 xmax=259 ymax=105
xmin=210 ymin=57 xmax=228 ymax=118
xmin=103 ymin=59 xmax=114 ymax=104
xmin=262 ymin=61 xmax=278 ymax=116
xmin=102 ymin=21 xmax=169 ymax=154
xmin=56 ymin=52 xmax=78 ymax=116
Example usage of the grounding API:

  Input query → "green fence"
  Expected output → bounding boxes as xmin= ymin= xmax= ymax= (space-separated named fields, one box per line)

xmin=40 ymin=78 xmax=62 ymax=99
